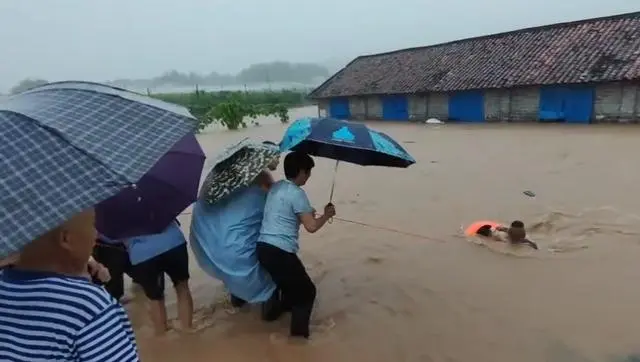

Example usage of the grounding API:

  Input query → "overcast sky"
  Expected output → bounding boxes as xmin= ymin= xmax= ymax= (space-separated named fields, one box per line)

xmin=0 ymin=0 xmax=637 ymax=91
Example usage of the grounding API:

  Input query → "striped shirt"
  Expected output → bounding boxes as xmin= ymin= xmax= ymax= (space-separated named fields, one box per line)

xmin=0 ymin=268 xmax=139 ymax=362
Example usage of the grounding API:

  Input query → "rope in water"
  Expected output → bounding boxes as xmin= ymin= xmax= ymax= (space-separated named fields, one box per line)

xmin=177 ymin=212 xmax=445 ymax=242
xmin=332 ymin=217 xmax=447 ymax=242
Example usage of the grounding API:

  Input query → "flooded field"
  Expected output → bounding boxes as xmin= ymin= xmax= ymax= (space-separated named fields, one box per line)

xmin=130 ymin=111 xmax=640 ymax=362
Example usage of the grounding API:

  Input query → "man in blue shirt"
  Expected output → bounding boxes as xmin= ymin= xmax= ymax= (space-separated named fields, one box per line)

xmin=126 ymin=221 xmax=193 ymax=336
xmin=257 ymin=151 xmax=336 ymax=339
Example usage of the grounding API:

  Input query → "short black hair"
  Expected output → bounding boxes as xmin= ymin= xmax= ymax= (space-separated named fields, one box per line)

xmin=283 ymin=151 xmax=315 ymax=179
xmin=511 ymin=220 xmax=525 ymax=228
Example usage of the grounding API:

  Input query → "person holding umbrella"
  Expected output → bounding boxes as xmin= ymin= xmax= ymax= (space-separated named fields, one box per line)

xmin=190 ymin=139 xmax=283 ymax=318
xmin=0 ymin=81 xmax=199 ymax=361
xmin=257 ymin=151 xmax=336 ymax=340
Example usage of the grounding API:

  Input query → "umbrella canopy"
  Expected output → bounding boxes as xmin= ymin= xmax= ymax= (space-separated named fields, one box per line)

xmin=0 ymin=81 xmax=197 ymax=258
xmin=200 ymin=138 xmax=280 ymax=204
xmin=95 ymin=133 xmax=205 ymax=239
xmin=279 ymin=117 xmax=415 ymax=167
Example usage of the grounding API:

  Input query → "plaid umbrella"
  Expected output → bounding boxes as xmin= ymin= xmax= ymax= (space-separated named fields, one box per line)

xmin=0 ymin=81 xmax=197 ymax=259
xmin=200 ymin=138 xmax=280 ymax=204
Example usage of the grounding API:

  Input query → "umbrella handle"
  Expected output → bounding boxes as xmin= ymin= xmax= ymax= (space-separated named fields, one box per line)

xmin=328 ymin=160 xmax=339 ymax=223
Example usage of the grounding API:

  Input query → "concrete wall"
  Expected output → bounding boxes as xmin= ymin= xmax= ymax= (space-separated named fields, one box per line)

xmin=594 ymin=82 xmax=640 ymax=123
xmin=365 ymin=96 xmax=383 ymax=119
xmin=483 ymin=87 xmax=539 ymax=122
xmin=426 ymin=93 xmax=449 ymax=120
xmin=408 ymin=95 xmax=427 ymax=121
xmin=317 ymin=100 xmax=328 ymax=118
xmin=349 ymin=96 xmax=367 ymax=120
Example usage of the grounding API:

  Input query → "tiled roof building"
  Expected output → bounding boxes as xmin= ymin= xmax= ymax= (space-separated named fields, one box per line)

xmin=311 ymin=12 xmax=640 ymax=123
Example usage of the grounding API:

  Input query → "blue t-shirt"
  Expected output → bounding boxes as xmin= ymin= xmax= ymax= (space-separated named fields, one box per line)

xmin=259 ymin=180 xmax=314 ymax=253
xmin=126 ymin=222 xmax=186 ymax=265
xmin=0 ymin=269 xmax=139 ymax=361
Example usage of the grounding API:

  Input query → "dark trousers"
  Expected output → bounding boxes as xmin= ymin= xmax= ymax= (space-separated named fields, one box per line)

xmin=92 ymin=241 xmax=133 ymax=300
xmin=256 ymin=242 xmax=316 ymax=338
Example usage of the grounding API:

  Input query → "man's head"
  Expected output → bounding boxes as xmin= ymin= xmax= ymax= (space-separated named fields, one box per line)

xmin=507 ymin=220 xmax=526 ymax=243
xmin=263 ymin=141 xmax=280 ymax=171
xmin=283 ymin=151 xmax=315 ymax=186
xmin=16 ymin=208 xmax=97 ymax=275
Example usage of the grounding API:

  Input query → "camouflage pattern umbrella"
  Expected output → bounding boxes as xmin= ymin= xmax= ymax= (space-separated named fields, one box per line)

xmin=200 ymin=138 xmax=280 ymax=204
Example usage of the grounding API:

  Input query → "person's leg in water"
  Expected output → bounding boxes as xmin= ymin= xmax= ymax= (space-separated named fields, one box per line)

xmin=230 ymin=294 xmax=247 ymax=308
xmin=257 ymin=242 xmax=316 ymax=338
xmin=163 ymin=243 xmax=193 ymax=332
xmin=133 ymin=260 xmax=169 ymax=335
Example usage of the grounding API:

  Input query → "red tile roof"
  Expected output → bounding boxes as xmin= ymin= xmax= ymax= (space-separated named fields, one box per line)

xmin=310 ymin=12 xmax=640 ymax=99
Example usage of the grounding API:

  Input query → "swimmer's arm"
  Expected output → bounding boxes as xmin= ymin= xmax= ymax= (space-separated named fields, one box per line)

xmin=523 ymin=239 xmax=539 ymax=250
xmin=495 ymin=226 xmax=508 ymax=232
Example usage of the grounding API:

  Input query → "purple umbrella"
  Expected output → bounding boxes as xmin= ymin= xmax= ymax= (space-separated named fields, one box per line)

xmin=95 ymin=133 xmax=205 ymax=239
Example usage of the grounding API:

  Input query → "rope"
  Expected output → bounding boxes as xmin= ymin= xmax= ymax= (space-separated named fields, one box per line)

xmin=177 ymin=212 xmax=447 ymax=242
xmin=332 ymin=217 xmax=448 ymax=242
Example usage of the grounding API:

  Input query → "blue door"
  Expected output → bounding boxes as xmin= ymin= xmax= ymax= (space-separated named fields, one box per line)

xmin=564 ymin=86 xmax=594 ymax=124
xmin=539 ymin=86 xmax=565 ymax=121
xmin=382 ymin=95 xmax=409 ymax=121
xmin=448 ymin=90 xmax=485 ymax=122
xmin=539 ymin=85 xmax=593 ymax=123
xmin=329 ymin=97 xmax=351 ymax=119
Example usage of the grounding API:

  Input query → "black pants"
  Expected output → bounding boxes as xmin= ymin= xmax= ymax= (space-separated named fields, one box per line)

xmin=131 ymin=243 xmax=190 ymax=301
xmin=256 ymin=242 xmax=316 ymax=338
xmin=229 ymin=290 xmax=285 ymax=322
xmin=92 ymin=241 xmax=133 ymax=300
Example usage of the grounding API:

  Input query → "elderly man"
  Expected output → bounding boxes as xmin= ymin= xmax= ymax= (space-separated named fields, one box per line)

xmin=0 ymin=208 xmax=139 ymax=361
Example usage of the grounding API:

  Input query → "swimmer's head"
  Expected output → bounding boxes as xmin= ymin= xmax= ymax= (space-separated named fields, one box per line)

xmin=507 ymin=220 xmax=526 ymax=243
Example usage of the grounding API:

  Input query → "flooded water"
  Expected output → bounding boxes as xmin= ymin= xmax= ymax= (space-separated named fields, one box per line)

xmin=130 ymin=110 xmax=640 ymax=361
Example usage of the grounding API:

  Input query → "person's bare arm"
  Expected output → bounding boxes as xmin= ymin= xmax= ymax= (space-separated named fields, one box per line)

xmin=299 ymin=213 xmax=331 ymax=233
xmin=299 ymin=203 xmax=336 ymax=233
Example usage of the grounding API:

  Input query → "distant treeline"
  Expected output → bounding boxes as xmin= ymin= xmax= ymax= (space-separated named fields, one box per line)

xmin=8 ymin=61 xmax=329 ymax=95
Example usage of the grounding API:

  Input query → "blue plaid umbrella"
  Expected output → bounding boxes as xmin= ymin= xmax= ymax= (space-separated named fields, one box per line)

xmin=0 ymin=81 xmax=197 ymax=258
xmin=279 ymin=117 xmax=416 ymax=201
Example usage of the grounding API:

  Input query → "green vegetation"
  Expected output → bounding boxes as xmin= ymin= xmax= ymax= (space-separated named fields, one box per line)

xmin=152 ymin=89 xmax=308 ymax=131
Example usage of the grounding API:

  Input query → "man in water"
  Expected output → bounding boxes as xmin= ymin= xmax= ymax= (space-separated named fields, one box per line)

xmin=257 ymin=151 xmax=336 ymax=340
xmin=476 ymin=220 xmax=539 ymax=250
xmin=0 ymin=208 xmax=139 ymax=361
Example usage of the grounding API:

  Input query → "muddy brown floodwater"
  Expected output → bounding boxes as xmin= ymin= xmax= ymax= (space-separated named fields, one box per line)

xmin=128 ymin=110 xmax=640 ymax=362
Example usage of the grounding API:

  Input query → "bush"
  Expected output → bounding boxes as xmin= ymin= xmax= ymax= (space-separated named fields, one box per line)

xmin=151 ymin=89 xmax=306 ymax=131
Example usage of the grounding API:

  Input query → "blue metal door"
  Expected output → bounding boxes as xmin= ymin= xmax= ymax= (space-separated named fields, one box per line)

xmin=448 ymin=90 xmax=485 ymax=122
xmin=539 ymin=85 xmax=593 ymax=123
xmin=382 ymin=95 xmax=409 ymax=121
xmin=329 ymin=97 xmax=351 ymax=119
xmin=564 ymin=86 xmax=594 ymax=124
xmin=539 ymin=86 xmax=565 ymax=121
